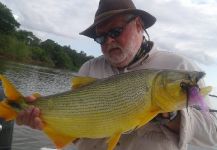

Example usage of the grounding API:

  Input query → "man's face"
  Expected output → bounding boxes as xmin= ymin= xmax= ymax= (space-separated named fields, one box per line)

xmin=96 ymin=15 xmax=143 ymax=68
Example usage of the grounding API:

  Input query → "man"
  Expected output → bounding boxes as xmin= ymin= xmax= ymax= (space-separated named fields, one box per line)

xmin=17 ymin=0 xmax=217 ymax=150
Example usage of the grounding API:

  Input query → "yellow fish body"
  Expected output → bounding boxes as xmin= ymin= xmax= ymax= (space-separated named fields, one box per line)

xmin=0 ymin=69 xmax=212 ymax=150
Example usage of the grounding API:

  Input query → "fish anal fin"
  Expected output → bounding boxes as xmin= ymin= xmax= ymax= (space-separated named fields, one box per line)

xmin=0 ymin=101 xmax=18 ymax=121
xmin=43 ymin=125 xmax=76 ymax=149
xmin=72 ymin=76 xmax=97 ymax=89
xmin=0 ymin=75 xmax=22 ymax=101
xmin=106 ymin=132 xmax=121 ymax=150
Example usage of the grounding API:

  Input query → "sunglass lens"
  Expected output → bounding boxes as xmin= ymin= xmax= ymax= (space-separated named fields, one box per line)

xmin=94 ymin=27 xmax=123 ymax=44
xmin=94 ymin=36 xmax=105 ymax=44
xmin=109 ymin=27 xmax=123 ymax=38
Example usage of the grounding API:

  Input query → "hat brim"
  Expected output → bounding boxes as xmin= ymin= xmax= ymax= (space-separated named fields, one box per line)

xmin=80 ymin=9 xmax=156 ymax=38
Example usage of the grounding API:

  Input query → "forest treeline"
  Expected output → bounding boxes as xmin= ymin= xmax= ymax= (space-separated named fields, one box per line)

xmin=0 ymin=2 xmax=94 ymax=71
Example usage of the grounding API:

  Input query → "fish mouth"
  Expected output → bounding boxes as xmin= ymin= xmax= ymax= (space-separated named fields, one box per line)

xmin=181 ymin=71 xmax=205 ymax=87
xmin=179 ymin=71 xmax=205 ymax=97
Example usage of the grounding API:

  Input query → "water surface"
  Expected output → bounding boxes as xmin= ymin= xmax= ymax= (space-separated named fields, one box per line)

xmin=0 ymin=60 xmax=76 ymax=150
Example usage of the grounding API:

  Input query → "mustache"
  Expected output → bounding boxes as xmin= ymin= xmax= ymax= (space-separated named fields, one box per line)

xmin=107 ymin=44 xmax=122 ymax=51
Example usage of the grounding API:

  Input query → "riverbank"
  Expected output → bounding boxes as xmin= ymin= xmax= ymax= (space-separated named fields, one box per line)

xmin=0 ymin=54 xmax=55 ymax=70
xmin=0 ymin=53 xmax=85 ymax=73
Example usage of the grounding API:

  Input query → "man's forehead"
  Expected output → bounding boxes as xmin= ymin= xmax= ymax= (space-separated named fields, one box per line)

xmin=96 ymin=15 xmax=126 ymax=33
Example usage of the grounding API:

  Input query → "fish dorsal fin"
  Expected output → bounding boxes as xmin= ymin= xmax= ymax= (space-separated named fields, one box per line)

xmin=32 ymin=92 xmax=41 ymax=98
xmin=43 ymin=125 xmax=77 ymax=149
xmin=0 ymin=101 xmax=18 ymax=121
xmin=72 ymin=76 xmax=97 ymax=89
xmin=0 ymin=75 xmax=22 ymax=101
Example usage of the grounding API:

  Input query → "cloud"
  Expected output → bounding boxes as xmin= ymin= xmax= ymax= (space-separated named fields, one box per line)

xmin=179 ymin=50 xmax=216 ymax=65
xmin=0 ymin=0 xmax=217 ymax=62
xmin=136 ymin=0 xmax=217 ymax=65
xmin=1 ymin=0 xmax=98 ymax=38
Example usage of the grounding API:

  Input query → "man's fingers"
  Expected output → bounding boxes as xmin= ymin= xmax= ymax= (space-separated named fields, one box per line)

xmin=161 ymin=113 xmax=169 ymax=118
xmin=33 ymin=108 xmax=44 ymax=130
xmin=16 ymin=95 xmax=43 ymax=130
xmin=22 ymin=106 xmax=34 ymax=126
xmin=29 ymin=107 xmax=40 ymax=128
xmin=34 ymin=117 xmax=44 ymax=130
xmin=25 ymin=95 xmax=37 ymax=103
xmin=32 ymin=107 xmax=40 ymax=116
xmin=16 ymin=106 xmax=43 ymax=130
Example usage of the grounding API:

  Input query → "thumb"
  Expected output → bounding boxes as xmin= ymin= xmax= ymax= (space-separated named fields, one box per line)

xmin=25 ymin=95 xmax=37 ymax=103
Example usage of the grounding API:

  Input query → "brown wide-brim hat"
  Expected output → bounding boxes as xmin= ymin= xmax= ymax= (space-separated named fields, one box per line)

xmin=80 ymin=0 xmax=156 ymax=39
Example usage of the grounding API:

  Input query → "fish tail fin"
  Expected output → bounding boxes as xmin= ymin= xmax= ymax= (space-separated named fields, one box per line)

xmin=0 ymin=101 xmax=18 ymax=121
xmin=0 ymin=74 xmax=23 ymax=121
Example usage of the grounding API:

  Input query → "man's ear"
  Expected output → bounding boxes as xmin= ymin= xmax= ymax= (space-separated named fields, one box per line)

xmin=135 ymin=17 xmax=144 ymax=33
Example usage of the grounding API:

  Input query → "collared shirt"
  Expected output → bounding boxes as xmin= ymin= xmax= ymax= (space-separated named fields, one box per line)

xmin=75 ymin=45 xmax=217 ymax=150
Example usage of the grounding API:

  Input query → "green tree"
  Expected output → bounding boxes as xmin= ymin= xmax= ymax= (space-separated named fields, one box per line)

xmin=16 ymin=30 xmax=41 ymax=46
xmin=0 ymin=2 xmax=20 ymax=34
xmin=0 ymin=2 xmax=93 ymax=71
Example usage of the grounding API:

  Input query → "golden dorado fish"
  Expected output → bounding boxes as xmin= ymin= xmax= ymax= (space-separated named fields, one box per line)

xmin=0 ymin=69 xmax=212 ymax=150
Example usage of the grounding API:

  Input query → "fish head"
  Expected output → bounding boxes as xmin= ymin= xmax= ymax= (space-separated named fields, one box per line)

xmin=152 ymin=70 xmax=208 ymax=112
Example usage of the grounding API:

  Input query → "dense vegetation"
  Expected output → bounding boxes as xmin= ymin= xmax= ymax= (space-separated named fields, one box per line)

xmin=0 ymin=2 xmax=93 ymax=71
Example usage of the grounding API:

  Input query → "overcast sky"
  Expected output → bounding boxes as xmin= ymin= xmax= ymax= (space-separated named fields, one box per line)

xmin=1 ymin=0 xmax=216 ymax=59
xmin=1 ymin=0 xmax=217 ymax=93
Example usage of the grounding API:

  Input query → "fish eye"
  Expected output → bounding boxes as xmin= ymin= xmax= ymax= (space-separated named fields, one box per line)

xmin=180 ymin=82 xmax=188 ymax=90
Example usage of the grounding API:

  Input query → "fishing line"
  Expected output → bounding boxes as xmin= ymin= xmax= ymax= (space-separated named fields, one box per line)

xmin=180 ymin=83 xmax=217 ymax=113
xmin=180 ymin=82 xmax=189 ymax=113
xmin=208 ymin=94 xmax=217 ymax=112
xmin=209 ymin=94 xmax=217 ymax=98
xmin=193 ymin=95 xmax=217 ymax=112
xmin=194 ymin=107 xmax=217 ymax=112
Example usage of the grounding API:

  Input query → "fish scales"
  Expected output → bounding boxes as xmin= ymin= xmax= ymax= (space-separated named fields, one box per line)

xmin=37 ymin=72 xmax=151 ymax=115
xmin=32 ymin=70 xmax=155 ymax=137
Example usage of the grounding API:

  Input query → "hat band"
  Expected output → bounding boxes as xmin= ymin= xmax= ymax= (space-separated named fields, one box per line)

xmin=95 ymin=9 xmax=135 ymax=23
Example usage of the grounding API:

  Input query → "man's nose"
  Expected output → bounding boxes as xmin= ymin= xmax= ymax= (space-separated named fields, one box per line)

xmin=104 ymin=36 xmax=116 ymax=45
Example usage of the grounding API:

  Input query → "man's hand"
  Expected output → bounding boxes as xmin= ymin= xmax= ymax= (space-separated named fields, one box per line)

xmin=16 ymin=95 xmax=44 ymax=130
xmin=163 ymin=112 xmax=181 ymax=134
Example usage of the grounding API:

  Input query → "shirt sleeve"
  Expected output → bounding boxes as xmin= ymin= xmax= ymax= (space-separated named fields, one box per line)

xmin=77 ymin=60 xmax=92 ymax=76
xmin=179 ymin=108 xmax=217 ymax=149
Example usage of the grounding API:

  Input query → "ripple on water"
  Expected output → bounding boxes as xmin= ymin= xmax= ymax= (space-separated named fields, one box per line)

xmin=0 ymin=60 xmax=77 ymax=150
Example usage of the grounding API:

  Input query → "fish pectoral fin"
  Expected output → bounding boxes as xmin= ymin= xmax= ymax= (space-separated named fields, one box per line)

xmin=0 ymin=101 xmax=18 ymax=121
xmin=43 ymin=125 xmax=76 ymax=149
xmin=137 ymin=107 xmax=160 ymax=128
xmin=72 ymin=76 xmax=97 ymax=89
xmin=0 ymin=75 xmax=23 ymax=101
xmin=106 ymin=132 xmax=121 ymax=150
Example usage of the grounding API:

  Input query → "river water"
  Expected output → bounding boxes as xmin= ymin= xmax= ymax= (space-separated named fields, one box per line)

xmin=0 ymin=60 xmax=76 ymax=150
xmin=0 ymin=60 xmax=216 ymax=150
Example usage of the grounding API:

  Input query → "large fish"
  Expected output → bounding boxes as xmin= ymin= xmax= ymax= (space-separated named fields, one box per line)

xmin=0 ymin=69 xmax=212 ymax=150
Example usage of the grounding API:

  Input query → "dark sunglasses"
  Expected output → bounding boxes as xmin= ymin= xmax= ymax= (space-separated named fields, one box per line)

xmin=94 ymin=17 xmax=136 ymax=45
